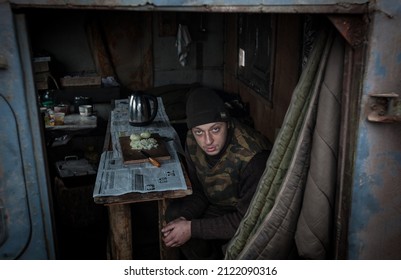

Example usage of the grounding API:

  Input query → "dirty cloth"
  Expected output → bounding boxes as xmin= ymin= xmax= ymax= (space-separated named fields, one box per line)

xmin=176 ymin=24 xmax=192 ymax=67
xmin=225 ymin=26 xmax=344 ymax=259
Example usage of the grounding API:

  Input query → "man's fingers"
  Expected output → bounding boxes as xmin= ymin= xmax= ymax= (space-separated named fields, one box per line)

xmin=162 ymin=227 xmax=173 ymax=236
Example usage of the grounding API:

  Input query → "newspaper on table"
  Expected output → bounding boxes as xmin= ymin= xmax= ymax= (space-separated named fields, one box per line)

xmin=93 ymin=98 xmax=188 ymax=197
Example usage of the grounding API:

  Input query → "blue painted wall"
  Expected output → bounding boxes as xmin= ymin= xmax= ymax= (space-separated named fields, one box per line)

xmin=348 ymin=0 xmax=401 ymax=259
xmin=0 ymin=3 xmax=55 ymax=259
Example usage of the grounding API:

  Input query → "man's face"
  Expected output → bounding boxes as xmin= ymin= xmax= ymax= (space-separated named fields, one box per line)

xmin=191 ymin=122 xmax=228 ymax=156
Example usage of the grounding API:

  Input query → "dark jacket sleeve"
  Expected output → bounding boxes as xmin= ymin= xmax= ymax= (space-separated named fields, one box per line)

xmin=190 ymin=150 xmax=270 ymax=240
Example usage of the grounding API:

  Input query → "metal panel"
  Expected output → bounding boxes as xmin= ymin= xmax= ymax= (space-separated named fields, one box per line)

xmin=0 ymin=96 xmax=32 ymax=259
xmin=0 ymin=2 xmax=55 ymax=259
xmin=348 ymin=0 xmax=401 ymax=259
xmin=9 ymin=0 xmax=369 ymax=4
xmin=9 ymin=0 xmax=368 ymax=13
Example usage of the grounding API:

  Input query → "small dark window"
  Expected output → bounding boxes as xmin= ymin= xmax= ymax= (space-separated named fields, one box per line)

xmin=238 ymin=13 xmax=276 ymax=102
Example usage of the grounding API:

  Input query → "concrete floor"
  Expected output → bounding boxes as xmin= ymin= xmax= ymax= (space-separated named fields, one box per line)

xmin=55 ymin=200 xmax=160 ymax=260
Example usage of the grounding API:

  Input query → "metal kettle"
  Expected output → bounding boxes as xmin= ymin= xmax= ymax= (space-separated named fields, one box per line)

xmin=128 ymin=91 xmax=158 ymax=126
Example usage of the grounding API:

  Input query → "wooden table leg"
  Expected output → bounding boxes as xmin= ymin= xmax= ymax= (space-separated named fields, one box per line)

xmin=107 ymin=204 xmax=132 ymax=259
xmin=158 ymin=199 xmax=180 ymax=259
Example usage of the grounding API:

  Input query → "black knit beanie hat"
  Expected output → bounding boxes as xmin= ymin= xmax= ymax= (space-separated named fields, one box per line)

xmin=186 ymin=87 xmax=230 ymax=129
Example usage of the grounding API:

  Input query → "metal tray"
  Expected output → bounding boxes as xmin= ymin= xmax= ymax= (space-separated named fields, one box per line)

xmin=56 ymin=155 xmax=96 ymax=178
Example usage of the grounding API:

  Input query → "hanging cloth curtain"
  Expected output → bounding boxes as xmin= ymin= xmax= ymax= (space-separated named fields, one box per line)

xmin=294 ymin=32 xmax=344 ymax=259
xmin=225 ymin=24 xmax=343 ymax=259
xmin=85 ymin=13 xmax=153 ymax=91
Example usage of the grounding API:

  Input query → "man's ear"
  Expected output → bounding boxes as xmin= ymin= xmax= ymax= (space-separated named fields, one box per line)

xmin=227 ymin=120 xmax=232 ymax=129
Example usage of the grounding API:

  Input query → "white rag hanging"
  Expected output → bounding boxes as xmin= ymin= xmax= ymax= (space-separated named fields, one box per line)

xmin=176 ymin=24 xmax=192 ymax=67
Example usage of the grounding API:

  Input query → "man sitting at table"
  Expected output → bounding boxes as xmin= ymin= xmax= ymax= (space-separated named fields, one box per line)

xmin=162 ymin=87 xmax=272 ymax=259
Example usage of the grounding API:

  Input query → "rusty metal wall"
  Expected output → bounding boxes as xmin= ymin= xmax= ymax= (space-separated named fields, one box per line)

xmin=347 ymin=0 xmax=401 ymax=259
xmin=9 ymin=0 xmax=368 ymax=13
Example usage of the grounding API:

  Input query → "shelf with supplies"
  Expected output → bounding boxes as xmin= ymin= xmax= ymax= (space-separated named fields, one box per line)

xmin=45 ymin=113 xmax=97 ymax=131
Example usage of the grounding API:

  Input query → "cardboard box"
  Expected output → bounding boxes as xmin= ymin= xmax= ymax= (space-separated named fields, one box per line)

xmin=34 ymin=72 xmax=59 ymax=90
xmin=33 ymin=61 xmax=49 ymax=73
xmin=36 ymin=80 xmax=49 ymax=90
xmin=60 ymin=75 xmax=101 ymax=88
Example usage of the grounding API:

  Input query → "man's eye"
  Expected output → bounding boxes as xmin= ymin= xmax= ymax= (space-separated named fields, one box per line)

xmin=211 ymin=127 xmax=220 ymax=133
xmin=194 ymin=130 xmax=203 ymax=136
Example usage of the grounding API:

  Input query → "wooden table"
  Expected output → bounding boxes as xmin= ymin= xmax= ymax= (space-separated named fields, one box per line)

xmin=94 ymin=101 xmax=192 ymax=259
xmin=94 ymin=179 xmax=191 ymax=260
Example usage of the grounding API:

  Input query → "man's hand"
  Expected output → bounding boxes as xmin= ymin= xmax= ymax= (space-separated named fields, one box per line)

xmin=161 ymin=217 xmax=191 ymax=247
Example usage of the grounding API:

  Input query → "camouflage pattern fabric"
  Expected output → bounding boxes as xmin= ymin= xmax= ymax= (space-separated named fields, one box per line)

xmin=186 ymin=119 xmax=271 ymax=209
